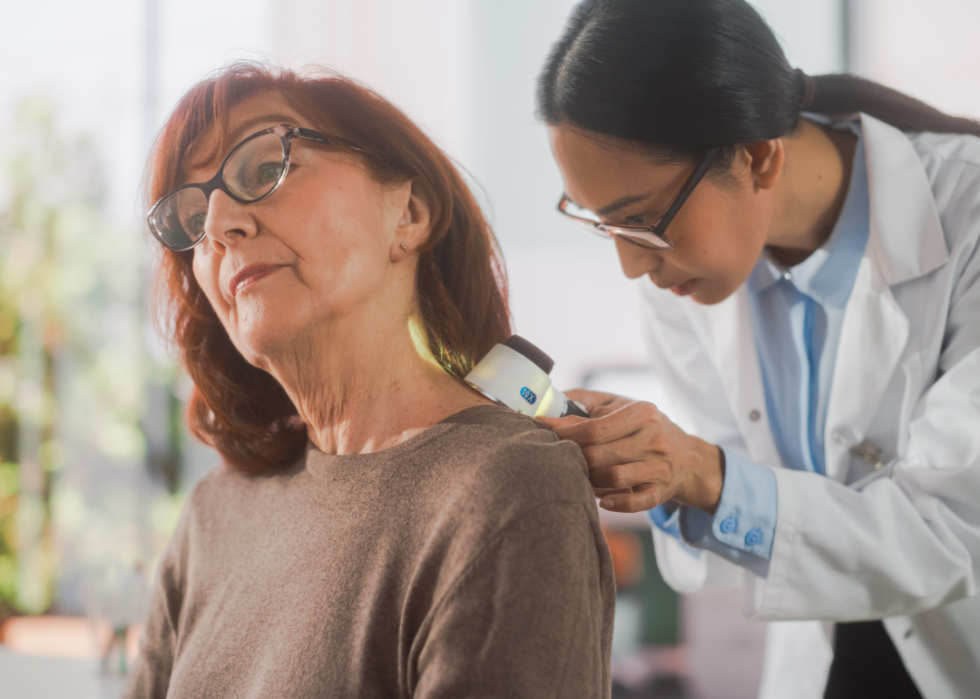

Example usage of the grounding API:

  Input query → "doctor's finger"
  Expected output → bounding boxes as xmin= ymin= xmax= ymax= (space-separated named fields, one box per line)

xmin=580 ymin=433 xmax=645 ymax=470
xmin=592 ymin=486 xmax=633 ymax=497
xmin=588 ymin=461 xmax=657 ymax=491
xmin=544 ymin=403 xmax=648 ymax=447
xmin=564 ymin=389 xmax=632 ymax=417
xmin=597 ymin=482 xmax=663 ymax=513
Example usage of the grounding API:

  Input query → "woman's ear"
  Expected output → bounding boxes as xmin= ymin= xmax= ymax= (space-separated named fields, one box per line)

xmin=742 ymin=138 xmax=784 ymax=191
xmin=390 ymin=178 xmax=434 ymax=261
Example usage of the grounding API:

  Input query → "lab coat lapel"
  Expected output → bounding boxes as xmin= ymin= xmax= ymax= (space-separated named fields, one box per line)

xmin=822 ymin=114 xmax=948 ymax=482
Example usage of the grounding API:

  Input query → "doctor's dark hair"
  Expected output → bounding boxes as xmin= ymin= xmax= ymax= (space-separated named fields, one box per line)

xmin=538 ymin=0 xmax=980 ymax=164
xmin=148 ymin=63 xmax=510 ymax=474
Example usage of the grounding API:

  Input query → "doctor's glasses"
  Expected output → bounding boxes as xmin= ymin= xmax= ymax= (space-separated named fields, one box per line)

xmin=557 ymin=147 xmax=720 ymax=251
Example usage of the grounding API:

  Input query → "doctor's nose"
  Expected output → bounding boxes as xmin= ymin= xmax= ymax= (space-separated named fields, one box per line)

xmin=614 ymin=236 xmax=663 ymax=280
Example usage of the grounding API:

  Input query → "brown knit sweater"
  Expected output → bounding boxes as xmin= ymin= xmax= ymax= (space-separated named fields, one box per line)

xmin=124 ymin=405 xmax=615 ymax=698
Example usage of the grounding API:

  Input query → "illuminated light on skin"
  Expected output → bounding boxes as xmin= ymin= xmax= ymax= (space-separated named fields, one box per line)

xmin=407 ymin=316 xmax=445 ymax=370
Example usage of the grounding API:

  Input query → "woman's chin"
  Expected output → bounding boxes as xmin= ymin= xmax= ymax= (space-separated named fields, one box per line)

xmin=232 ymin=316 xmax=306 ymax=367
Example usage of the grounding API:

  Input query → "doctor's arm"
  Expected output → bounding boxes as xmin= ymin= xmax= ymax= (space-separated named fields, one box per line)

xmin=541 ymin=283 xmax=782 ymax=579
xmin=547 ymin=242 xmax=980 ymax=620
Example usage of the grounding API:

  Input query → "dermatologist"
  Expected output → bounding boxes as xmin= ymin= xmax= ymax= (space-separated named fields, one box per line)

xmin=535 ymin=1 xmax=980 ymax=698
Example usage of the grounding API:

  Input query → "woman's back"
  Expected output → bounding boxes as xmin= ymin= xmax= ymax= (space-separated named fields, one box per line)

xmin=126 ymin=405 xmax=615 ymax=699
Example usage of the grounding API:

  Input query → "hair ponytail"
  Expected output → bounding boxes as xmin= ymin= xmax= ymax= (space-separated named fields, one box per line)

xmin=805 ymin=73 xmax=980 ymax=137
xmin=538 ymin=0 xmax=980 ymax=163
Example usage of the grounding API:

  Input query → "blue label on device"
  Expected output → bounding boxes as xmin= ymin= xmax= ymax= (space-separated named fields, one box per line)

xmin=520 ymin=387 xmax=537 ymax=405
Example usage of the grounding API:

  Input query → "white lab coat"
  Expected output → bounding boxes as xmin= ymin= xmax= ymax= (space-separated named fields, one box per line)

xmin=642 ymin=113 xmax=980 ymax=699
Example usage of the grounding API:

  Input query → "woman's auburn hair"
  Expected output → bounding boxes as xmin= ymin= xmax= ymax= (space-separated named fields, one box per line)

xmin=149 ymin=62 xmax=511 ymax=474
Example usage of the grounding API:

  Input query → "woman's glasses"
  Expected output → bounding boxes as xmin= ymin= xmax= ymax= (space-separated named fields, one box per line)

xmin=556 ymin=147 xmax=719 ymax=251
xmin=147 ymin=124 xmax=354 ymax=251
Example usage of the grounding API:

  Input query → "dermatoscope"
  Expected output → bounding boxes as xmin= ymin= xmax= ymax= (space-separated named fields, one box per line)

xmin=464 ymin=336 xmax=589 ymax=419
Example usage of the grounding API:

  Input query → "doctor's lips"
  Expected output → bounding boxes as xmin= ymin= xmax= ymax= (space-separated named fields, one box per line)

xmin=651 ymin=274 xmax=697 ymax=297
xmin=670 ymin=279 xmax=696 ymax=296
xmin=229 ymin=263 xmax=285 ymax=297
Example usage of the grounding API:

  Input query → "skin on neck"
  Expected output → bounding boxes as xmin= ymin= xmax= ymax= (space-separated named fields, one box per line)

xmin=263 ymin=302 xmax=489 ymax=456
xmin=764 ymin=118 xmax=858 ymax=266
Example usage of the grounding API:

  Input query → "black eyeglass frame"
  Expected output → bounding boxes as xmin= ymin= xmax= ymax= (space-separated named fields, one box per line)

xmin=147 ymin=124 xmax=358 ymax=252
xmin=557 ymin=147 xmax=720 ymax=251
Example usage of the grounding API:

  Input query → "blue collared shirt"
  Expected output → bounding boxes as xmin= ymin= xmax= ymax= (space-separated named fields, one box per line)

xmin=649 ymin=120 xmax=870 ymax=577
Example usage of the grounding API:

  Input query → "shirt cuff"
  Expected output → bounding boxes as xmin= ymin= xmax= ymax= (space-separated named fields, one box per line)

xmin=648 ymin=501 xmax=681 ymax=538
xmin=647 ymin=501 xmax=702 ymax=556
xmin=676 ymin=448 xmax=778 ymax=578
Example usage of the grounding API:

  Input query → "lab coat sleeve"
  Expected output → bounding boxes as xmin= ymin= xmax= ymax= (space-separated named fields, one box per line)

xmin=750 ymin=221 xmax=980 ymax=622
xmin=640 ymin=282 xmax=755 ymax=592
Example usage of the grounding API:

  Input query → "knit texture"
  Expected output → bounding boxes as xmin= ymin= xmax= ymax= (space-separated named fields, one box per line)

xmin=124 ymin=405 xmax=615 ymax=698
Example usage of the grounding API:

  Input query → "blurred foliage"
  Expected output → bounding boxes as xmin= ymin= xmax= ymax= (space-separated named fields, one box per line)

xmin=0 ymin=97 xmax=182 ymax=620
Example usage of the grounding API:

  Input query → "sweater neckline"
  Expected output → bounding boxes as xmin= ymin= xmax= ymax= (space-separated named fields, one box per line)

xmin=304 ymin=404 xmax=510 ymax=479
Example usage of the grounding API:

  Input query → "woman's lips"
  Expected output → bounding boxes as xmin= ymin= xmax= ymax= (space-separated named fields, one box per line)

xmin=229 ymin=264 xmax=283 ymax=297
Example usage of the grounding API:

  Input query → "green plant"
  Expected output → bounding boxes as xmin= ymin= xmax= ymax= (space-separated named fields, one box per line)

xmin=0 ymin=97 xmax=182 ymax=620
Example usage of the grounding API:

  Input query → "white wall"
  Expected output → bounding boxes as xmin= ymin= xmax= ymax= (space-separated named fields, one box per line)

xmin=0 ymin=0 xmax=277 ymax=227
xmin=274 ymin=0 xmax=474 ymax=164
xmin=850 ymin=0 xmax=980 ymax=119
xmin=750 ymin=0 xmax=846 ymax=74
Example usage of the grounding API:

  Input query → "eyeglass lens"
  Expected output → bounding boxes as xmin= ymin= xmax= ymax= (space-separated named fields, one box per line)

xmin=560 ymin=199 xmax=670 ymax=250
xmin=150 ymin=131 xmax=287 ymax=251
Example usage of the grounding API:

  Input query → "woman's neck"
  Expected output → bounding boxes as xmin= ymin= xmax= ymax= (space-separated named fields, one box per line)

xmin=766 ymin=118 xmax=858 ymax=267
xmin=262 ymin=316 xmax=490 ymax=456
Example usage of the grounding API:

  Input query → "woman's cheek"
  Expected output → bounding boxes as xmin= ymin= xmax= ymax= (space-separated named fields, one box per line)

xmin=192 ymin=254 xmax=228 ymax=317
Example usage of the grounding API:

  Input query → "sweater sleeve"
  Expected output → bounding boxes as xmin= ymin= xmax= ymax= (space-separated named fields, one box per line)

xmin=122 ymin=501 xmax=192 ymax=699
xmin=411 ymin=501 xmax=615 ymax=699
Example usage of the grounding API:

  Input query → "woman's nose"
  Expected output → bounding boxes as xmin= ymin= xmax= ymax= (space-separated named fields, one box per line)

xmin=614 ymin=237 xmax=662 ymax=279
xmin=202 ymin=189 xmax=258 ymax=252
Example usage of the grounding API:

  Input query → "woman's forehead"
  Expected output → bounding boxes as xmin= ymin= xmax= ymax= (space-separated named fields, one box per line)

xmin=183 ymin=91 xmax=306 ymax=178
xmin=223 ymin=91 xmax=306 ymax=144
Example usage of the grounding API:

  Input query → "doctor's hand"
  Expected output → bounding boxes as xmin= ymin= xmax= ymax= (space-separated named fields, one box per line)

xmin=537 ymin=389 xmax=725 ymax=514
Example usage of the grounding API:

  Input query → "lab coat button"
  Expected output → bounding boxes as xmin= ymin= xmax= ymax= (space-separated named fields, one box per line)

xmin=720 ymin=515 xmax=738 ymax=534
xmin=833 ymin=430 xmax=848 ymax=445
xmin=783 ymin=272 xmax=793 ymax=281
xmin=749 ymin=409 xmax=761 ymax=422
xmin=744 ymin=528 xmax=763 ymax=547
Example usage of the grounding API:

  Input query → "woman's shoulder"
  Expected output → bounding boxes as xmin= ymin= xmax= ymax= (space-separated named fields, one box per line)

xmin=173 ymin=455 xmax=301 ymax=524
xmin=434 ymin=405 xmax=594 ymax=507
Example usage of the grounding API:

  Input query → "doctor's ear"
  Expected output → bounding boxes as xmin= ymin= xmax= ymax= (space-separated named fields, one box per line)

xmin=740 ymin=139 xmax=784 ymax=192
xmin=391 ymin=178 xmax=434 ymax=261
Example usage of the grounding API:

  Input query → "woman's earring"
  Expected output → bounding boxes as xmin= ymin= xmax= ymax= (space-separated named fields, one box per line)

xmin=400 ymin=243 xmax=409 ymax=251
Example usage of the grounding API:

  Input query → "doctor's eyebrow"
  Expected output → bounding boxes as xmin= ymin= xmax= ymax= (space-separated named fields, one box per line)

xmin=596 ymin=192 xmax=657 ymax=216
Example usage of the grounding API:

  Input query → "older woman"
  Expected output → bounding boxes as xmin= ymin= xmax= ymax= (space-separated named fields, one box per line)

xmin=123 ymin=64 xmax=614 ymax=699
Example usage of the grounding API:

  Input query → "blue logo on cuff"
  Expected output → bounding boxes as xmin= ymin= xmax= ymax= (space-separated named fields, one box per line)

xmin=519 ymin=387 xmax=537 ymax=405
